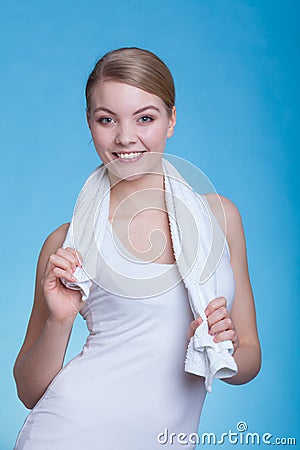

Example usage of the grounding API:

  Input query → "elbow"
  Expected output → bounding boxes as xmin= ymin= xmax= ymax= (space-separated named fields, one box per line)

xmin=251 ymin=344 xmax=262 ymax=381
xmin=247 ymin=341 xmax=262 ymax=381
xmin=17 ymin=390 xmax=36 ymax=410
xmin=223 ymin=342 xmax=262 ymax=386
xmin=254 ymin=347 xmax=262 ymax=378
xmin=13 ymin=362 xmax=37 ymax=410
xmin=15 ymin=382 xmax=38 ymax=410
xmin=242 ymin=355 xmax=261 ymax=384
xmin=238 ymin=343 xmax=262 ymax=385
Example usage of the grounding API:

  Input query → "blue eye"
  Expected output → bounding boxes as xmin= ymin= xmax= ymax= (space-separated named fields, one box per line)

xmin=138 ymin=116 xmax=153 ymax=123
xmin=98 ymin=117 xmax=114 ymax=124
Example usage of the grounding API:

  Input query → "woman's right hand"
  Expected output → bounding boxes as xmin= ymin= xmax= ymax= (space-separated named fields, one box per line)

xmin=41 ymin=247 xmax=84 ymax=323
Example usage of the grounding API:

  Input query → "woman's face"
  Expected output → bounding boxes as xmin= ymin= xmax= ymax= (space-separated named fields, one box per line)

xmin=87 ymin=80 xmax=176 ymax=180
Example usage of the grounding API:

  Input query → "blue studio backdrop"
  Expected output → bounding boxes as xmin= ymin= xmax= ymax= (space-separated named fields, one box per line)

xmin=1 ymin=1 xmax=299 ymax=449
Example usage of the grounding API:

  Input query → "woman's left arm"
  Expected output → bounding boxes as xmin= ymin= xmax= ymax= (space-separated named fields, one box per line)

xmin=188 ymin=194 xmax=262 ymax=385
xmin=214 ymin=195 xmax=261 ymax=384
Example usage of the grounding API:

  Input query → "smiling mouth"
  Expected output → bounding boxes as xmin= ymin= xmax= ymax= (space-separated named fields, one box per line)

xmin=112 ymin=151 xmax=146 ymax=160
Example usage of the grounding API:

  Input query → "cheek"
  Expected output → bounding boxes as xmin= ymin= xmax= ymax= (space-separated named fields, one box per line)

xmin=91 ymin=127 xmax=113 ymax=147
xmin=141 ymin=124 xmax=169 ymax=147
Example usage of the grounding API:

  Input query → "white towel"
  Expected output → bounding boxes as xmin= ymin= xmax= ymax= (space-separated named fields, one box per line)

xmin=61 ymin=158 xmax=238 ymax=391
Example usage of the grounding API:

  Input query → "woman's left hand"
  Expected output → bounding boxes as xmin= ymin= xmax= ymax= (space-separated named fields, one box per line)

xmin=187 ymin=296 xmax=239 ymax=355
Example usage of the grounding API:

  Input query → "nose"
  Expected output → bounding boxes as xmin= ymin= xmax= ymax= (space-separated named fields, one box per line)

xmin=115 ymin=121 xmax=137 ymax=146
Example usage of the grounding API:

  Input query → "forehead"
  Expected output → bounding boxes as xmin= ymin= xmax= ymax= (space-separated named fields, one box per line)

xmin=90 ymin=81 xmax=165 ymax=113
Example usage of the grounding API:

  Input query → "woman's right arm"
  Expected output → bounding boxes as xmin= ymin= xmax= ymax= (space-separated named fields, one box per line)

xmin=13 ymin=223 xmax=84 ymax=409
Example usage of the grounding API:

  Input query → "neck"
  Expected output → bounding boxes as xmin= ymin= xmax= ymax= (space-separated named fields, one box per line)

xmin=107 ymin=162 xmax=166 ymax=222
xmin=111 ymin=172 xmax=164 ymax=196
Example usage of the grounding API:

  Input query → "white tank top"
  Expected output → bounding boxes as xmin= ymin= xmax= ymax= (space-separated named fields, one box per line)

xmin=14 ymin=219 xmax=236 ymax=450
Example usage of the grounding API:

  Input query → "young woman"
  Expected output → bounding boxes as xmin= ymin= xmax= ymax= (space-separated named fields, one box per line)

xmin=13 ymin=47 xmax=261 ymax=449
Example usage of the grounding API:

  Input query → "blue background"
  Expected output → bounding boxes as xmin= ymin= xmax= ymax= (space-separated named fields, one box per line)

xmin=1 ymin=0 xmax=299 ymax=448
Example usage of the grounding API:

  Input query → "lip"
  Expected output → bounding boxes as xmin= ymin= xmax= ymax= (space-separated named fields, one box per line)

xmin=112 ymin=151 xmax=146 ymax=163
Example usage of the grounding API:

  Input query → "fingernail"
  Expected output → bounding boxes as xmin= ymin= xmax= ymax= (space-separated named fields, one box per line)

xmin=205 ymin=309 xmax=209 ymax=316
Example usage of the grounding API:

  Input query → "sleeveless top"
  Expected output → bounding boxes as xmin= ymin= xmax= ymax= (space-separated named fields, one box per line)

xmin=14 ymin=219 xmax=236 ymax=450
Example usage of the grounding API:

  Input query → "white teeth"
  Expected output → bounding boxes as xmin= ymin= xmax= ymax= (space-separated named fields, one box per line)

xmin=116 ymin=152 xmax=143 ymax=159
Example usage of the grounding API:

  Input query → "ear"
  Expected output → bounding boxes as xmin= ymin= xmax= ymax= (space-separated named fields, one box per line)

xmin=167 ymin=106 xmax=176 ymax=138
xmin=86 ymin=109 xmax=91 ymax=130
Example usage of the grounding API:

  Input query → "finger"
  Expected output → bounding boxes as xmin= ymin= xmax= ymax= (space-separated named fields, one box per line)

xmin=193 ymin=316 xmax=203 ymax=328
xmin=207 ymin=306 xmax=229 ymax=329
xmin=63 ymin=247 xmax=83 ymax=266
xmin=205 ymin=296 xmax=227 ymax=318
xmin=187 ymin=317 xmax=203 ymax=339
xmin=52 ymin=266 xmax=78 ymax=282
xmin=75 ymin=250 xmax=83 ymax=266
xmin=213 ymin=329 xmax=237 ymax=344
xmin=44 ymin=262 xmax=78 ymax=283
xmin=41 ymin=265 xmax=78 ymax=292
xmin=209 ymin=317 xmax=233 ymax=336
xmin=46 ymin=253 xmax=78 ymax=275
xmin=189 ymin=317 xmax=203 ymax=332
xmin=56 ymin=248 xmax=82 ymax=267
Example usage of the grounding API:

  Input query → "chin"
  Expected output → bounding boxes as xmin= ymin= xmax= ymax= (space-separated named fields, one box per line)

xmin=119 ymin=172 xmax=146 ymax=182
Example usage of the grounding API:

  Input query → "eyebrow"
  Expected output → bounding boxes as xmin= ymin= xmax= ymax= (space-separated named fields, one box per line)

xmin=93 ymin=105 xmax=161 ymax=115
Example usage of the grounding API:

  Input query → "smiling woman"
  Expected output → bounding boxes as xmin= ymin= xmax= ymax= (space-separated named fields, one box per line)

xmin=13 ymin=47 xmax=261 ymax=450
xmin=86 ymin=80 xmax=176 ymax=181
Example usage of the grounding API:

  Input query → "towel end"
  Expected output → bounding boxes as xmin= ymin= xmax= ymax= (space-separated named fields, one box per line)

xmin=60 ymin=266 xmax=92 ymax=302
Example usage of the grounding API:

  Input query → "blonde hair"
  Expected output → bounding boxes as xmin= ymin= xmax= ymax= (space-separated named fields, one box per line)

xmin=85 ymin=47 xmax=175 ymax=116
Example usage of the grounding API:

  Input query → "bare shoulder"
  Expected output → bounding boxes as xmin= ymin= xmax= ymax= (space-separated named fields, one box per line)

xmin=42 ymin=222 xmax=70 ymax=253
xmin=203 ymin=193 xmax=244 ymax=251
xmin=37 ymin=222 xmax=71 ymax=277
xmin=204 ymin=192 xmax=241 ymax=220
xmin=204 ymin=192 xmax=242 ymax=226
